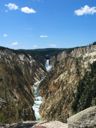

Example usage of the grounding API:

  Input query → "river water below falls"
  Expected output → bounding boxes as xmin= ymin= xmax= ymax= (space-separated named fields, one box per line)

xmin=32 ymin=59 xmax=52 ymax=120
xmin=32 ymin=80 xmax=42 ymax=120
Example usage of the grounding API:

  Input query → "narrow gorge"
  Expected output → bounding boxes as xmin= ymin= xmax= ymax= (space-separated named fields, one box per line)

xmin=32 ymin=58 xmax=52 ymax=120
xmin=0 ymin=43 xmax=96 ymax=124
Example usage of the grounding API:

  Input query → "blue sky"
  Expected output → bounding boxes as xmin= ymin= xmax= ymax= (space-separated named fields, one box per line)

xmin=0 ymin=0 xmax=96 ymax=49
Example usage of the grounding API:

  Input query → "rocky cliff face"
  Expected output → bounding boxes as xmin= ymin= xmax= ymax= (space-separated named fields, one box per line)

xmin=0 ymin=47 xmax=64 ymax=123
xmin=39 ymin=44 xmax=96 ymax=122
xmin=0 ymin=48 xmax=45 ymax=123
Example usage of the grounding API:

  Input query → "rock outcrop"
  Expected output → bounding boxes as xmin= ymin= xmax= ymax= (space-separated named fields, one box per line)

xmin=68 ymin=106 xmax=96 ymax=128
xmin=0 ymin=47 xmax=64 ymax=123
xmin=0 ymin=47 xmax=45 ymax=123
xmin=0 ymin=121 xmax=37 ymax=128
xmin=39 ymin=44 xmax=96 ymax=122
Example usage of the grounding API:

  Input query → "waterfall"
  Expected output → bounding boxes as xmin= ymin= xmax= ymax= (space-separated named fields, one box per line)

xmin=45 ymin=59 xmax=52 ymax=72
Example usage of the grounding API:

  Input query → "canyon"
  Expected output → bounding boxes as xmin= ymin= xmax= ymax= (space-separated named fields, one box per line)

xmin=0 ymin=42 xmax=96 ymax=126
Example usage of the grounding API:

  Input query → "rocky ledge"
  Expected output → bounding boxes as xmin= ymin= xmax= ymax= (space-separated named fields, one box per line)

xmin=68 ymin=106 xmax=96 ymax=128
xmin=0 ymin=121 xmax=37 ymax=128
xmin=1 ymin=106 xmax=95 ymax=128
xmin=33 ymin=121 xmax=68 ymax=128
xmin=0 ymin=121 xmax=68 ymax=128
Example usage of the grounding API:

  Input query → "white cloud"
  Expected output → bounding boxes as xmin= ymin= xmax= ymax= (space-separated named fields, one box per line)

xmin=3 ymin=33 xmax=8 ymax=37
xmin=11 ymin=42 xmax=18 ymax=46
xmin=5 ymin=3 xmax=36 ymax=14
xmin=49 ymin=44 xmax=57 ymax=48
xmin=40 ymin=35 xmax=48 ymax=38
xmin=21 ymin=7 xmax=36 ymax=14
xmin=75 ymin=5 xmax=96 ymax=16
xmin=5 ymin=3 xmax=18 ymax=10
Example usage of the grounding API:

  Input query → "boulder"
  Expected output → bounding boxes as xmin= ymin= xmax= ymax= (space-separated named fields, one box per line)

xmin=68 ymin=106 xmax=96 ymax=128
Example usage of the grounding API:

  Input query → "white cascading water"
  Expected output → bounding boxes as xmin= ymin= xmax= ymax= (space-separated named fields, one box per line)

xmin=45 ymin=59 xmax=52 ymax=72
xmin=32 ymin=59 xmax=52 ymax=120
xmin=32 ymin=80 xmax=43 ymax=120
